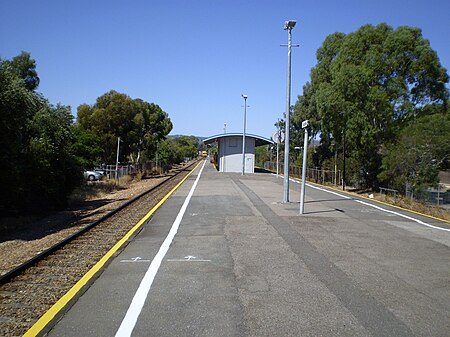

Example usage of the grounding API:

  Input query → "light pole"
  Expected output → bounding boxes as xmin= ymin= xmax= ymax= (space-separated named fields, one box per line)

xmin=241 ymin=94 xmax=248 ymax=175
xmin=223 ymin=123 xmax=227 ymax=172
xmin=283 ymin=20 xmax=296 ymax=203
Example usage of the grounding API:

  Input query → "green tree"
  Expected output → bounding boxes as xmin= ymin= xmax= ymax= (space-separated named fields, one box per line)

xmin=26 ymin=104 xmax=80 ymax=210
xmin=77 ymin=91 xmax=172 ymax=164
xmin=255 ymin=145 xmax=272 ymax=167
xmin=3 ymin=51 xmax=40 ymax=91
xmin=173 ymin=136 xmax=199 ymax=160
xmin=156 ymin=139 xmax=178 ymax=168
xmin=378 ymin=113 xmax=450 ymax=196
xmin=1 ymin=53 xmax=81 ymax=214
xmin=70 ymin=124 xmax=103 ymax=168
xmin=0 ymin=56 xmax=42 ymax=212
xmin=131 ymin=99 xmax=173 ymax=163
xmin=156 ymin=136 xmax=200 ymax=169
xmin=77 ymin=91 xmax=136 ymax=163
xmin=292 ymin=23 xmax=449 ymax=188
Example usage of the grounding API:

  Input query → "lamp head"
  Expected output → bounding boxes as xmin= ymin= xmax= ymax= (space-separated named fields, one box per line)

xmin=284 ymin=20 xmax=296 ymax=30
xmin=242 ymin=94 xmax=248 ymax=99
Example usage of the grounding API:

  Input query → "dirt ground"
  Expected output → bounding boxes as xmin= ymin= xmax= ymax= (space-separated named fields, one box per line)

xmin=0 ymin=176 xmax=166 ymax=276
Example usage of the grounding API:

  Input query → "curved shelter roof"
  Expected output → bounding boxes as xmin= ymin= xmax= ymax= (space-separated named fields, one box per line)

xmin=203 ymin=133 xmax=274 ymax=147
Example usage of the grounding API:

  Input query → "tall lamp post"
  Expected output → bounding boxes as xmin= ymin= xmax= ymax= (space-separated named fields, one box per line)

xmin=241 ymin=94 xmax=248 ymax=175
xmin=283 ymin=20 xmax=296 ymax=203
xmin=223 ymin=123 xmax=227 ymax=172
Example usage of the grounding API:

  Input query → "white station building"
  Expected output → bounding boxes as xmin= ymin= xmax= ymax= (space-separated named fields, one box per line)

xmin=203 ymin=133 xmax=274 ymax=173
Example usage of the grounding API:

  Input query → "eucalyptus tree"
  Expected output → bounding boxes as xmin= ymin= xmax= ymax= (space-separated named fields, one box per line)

xmin=27 ymin=103 xmax=80 ymax=209
xmin=379 ymin=112 xmax=449 ymax=197
xmin=292 ymin=23 xmax=448 ymax=187
xmin=156 ymin=136 xmax=199 ymax=168
xmin=2 ymin=51 xmax=40 ymax=91
xmin=0 ymin=56 xmax=42 ymax=212
xmin=1 ymin=53 xmax=80 ymax=213
xmin=131 ymin=99 xmax=172 ymax=163
xmin=77 ymin=91 xmax=136 ymax=163
xmin=77 ymin=91 xmax=172 ymax=164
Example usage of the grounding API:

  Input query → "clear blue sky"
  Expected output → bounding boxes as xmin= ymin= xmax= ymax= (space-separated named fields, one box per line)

xmin=1 ymin=0 xmax=449 ymax=139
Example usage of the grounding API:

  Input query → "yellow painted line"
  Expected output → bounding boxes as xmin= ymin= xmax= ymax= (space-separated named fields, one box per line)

xmin=289 ymin=176 xmax=450 ymax=225
xmin=24 ymin=161 xmax=203 ymax=337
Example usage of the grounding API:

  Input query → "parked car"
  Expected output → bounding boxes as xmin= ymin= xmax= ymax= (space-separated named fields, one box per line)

xmin=94 ymin=168 xmax=107 ymax=176
xmin=83 ymin=170 xmax=103 ymax=181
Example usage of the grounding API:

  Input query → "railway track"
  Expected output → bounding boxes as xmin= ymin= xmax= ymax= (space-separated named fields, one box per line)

xmin=0 ymin=160 xmax=201 ymax=336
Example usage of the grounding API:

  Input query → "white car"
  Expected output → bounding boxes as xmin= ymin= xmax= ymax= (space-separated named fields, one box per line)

xmin=83 ymin=170 xmax=103 ymax=181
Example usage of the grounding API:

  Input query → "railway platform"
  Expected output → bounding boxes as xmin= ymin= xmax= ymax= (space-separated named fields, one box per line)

xmin=41 ymin=159 xmax=450 ymax=337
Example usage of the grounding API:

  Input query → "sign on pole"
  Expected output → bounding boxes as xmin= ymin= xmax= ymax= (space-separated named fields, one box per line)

xmin=272 ymin=131 xmax=285 ymax=144
xmin=300 ymin=120 xmax=309 ymax=214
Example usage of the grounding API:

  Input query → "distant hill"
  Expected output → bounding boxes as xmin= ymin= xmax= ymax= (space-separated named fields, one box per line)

xmin=168 ymin=134 xmax=206 ymax=141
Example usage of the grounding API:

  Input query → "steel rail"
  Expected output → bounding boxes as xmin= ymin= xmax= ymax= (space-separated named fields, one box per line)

xmin=0 ymin=161 xmax=199 ymax=286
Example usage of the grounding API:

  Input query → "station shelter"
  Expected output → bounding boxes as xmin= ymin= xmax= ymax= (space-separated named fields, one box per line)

xmin=203 ymin=133 xmax=274 ymax=173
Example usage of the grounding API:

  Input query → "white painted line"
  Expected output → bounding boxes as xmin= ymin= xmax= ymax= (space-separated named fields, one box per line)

xmin=305 ymin=183 xmax=352 ymax=200
xmin=305 ymin=182 xmax=450 ymax=232
xmin=353 ymin=199 xmax=450 ymax=232
xmin=115 ymin=160 xmax=206 ymax=337
xmin=273 ymin=173 xmax=449 ymax=232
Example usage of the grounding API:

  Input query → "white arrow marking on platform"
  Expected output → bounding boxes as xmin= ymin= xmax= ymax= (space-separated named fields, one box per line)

xmin=167 ymin=255 xmax=212 ymax=262
xmin=120 ymin=257 xmax=151 ymax=263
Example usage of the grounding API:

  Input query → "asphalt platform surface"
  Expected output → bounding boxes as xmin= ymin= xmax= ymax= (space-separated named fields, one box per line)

xmin=46 ymin=160 xmax=450 ymax=337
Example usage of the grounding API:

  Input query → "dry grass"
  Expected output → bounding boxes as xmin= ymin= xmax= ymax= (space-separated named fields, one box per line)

xmin=372 ymin=193 xmax=450 ymax=222
xmin=314 ymin=181 xmax=450 ymax=222
xmin=67 ymin=175 xmax=140 ymax=205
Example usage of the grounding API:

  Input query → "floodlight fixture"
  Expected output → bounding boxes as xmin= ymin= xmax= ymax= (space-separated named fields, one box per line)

xmin=284 ymin=20 xmax=296 ymax=30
